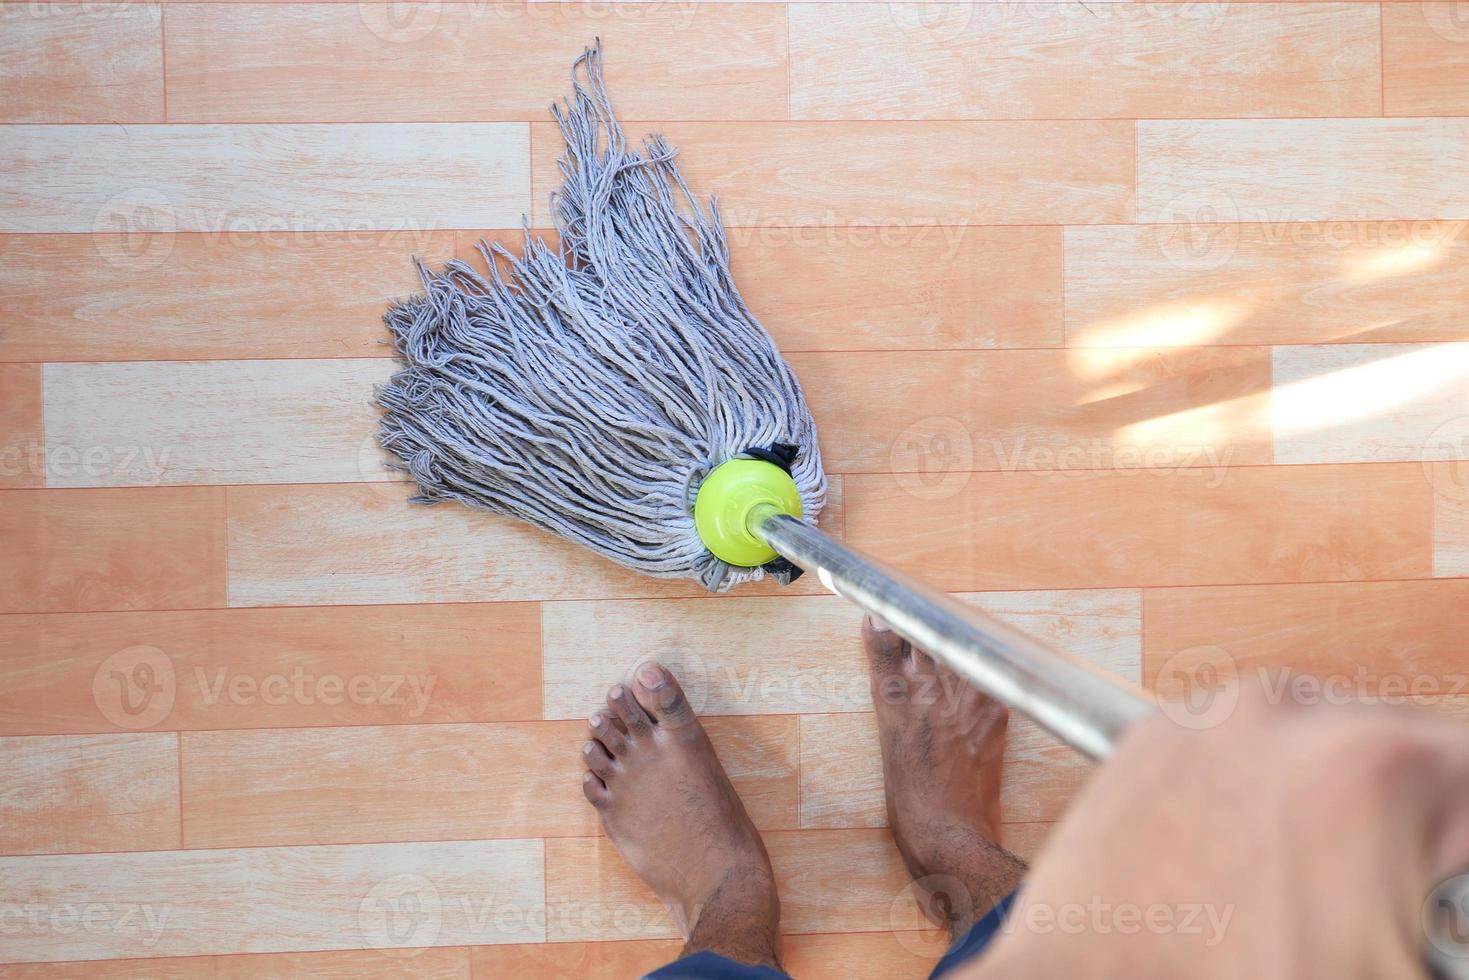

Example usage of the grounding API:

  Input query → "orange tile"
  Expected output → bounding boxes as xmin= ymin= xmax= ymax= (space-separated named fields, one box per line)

xmin=542 ymin=589 xmax=1140 ymax=719
xmin=0 ymin=488 xmax=226 ymax=614
xmin=1433 ymin=460 xmax=1469 ymax=576
xmin=1143 ymin=579 xmax=1469 ymax=699
xmin=0 ymin=364 xmax=43 ymax=489
xmin=1384 ymin=4 xmax=1469 ymax=116
xmin=43 ymin=359 xmax=397 ymax=487
xmin=180 ymin=715 xmax=797 ymax=848
xmin=1138 ymin=119 xmax=1469 ymax=224
xmin=0 ymin=603 xmax=540 ymax=736
xmin=225 ymin=483 xmax=840 ymax=606
xmin=0 ymin=840 xmax=543 ymax=962
xmin=0 ymin=232 xmax=459 ymax=362
xmin=798 ymin=712 xmax=1095 ymax=828
xmin=0 ymin=4 xmax=163 ymax=123
xmin=1065 ymin=221 xmax=1469 ymax=347
xmin=0 ymin=948 xmax=472 ymax=979
xmin=779 ymin=931 xmax=939 ymax=980
xmin=472 ymin=939 xmax=682 ymax=979
xmin=165 ymin=4 xmax=786 ymax=122
xmin=531 ymin=120 xmax=1134 ymax=227
xmin=791 ymin=3 xmax=1378 ymax=119
xmin=0 ymin=734 xmax=179 ymax=855
xmin=732 ymin=225 xmax=1064 ymax=351
xmin=843 ymin=463 xmax=1435 ymax=592
xmin=2 ymin=124 xmax=527 ymax=233
xmin=791 ymin=346 xmax=1273 ymax=473
xmin=544 ymin=830 xmax=926 ymax=941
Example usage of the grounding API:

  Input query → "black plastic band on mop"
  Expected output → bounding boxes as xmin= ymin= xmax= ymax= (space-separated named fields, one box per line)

xmin=742 ymin=443 xmax=805 ymax=585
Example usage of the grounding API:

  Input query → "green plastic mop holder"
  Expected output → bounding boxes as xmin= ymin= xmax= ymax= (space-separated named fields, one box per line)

xmin=694 ymin=459 xmax=803 ymax=567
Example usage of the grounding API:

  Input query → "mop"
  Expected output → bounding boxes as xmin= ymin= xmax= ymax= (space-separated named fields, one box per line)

xmin=375 ymin=43 xmax=1151 ymax=761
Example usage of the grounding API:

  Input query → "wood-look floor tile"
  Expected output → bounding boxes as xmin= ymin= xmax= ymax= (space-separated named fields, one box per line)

xmin=0 ymin=734 xmax=179 ymax=855
xmin=0 ymin=488 xmax=226 ymax=614
xmin=0 ymin=948 xmax=472 ymax=979
xmin=1144 ymin=579 xmax=1469 ymax=699
xmin=792 ymin=347 xmax=1273 ymax=473
xmin=1383 ymin=3 xmax=1469 ymax=116
xmin=531 ymin=120 xmax=1134 ymax=227
xmin=0 ymin=603 xmax=540 ymax=735
xmin=180 ymin=715 xmax=796 ymax=848
xmin=791 ymin=3 xmax=1378 ymax=120
xmin=1272 ymin=343 xmax=1469 ymax=464
xmin=735 ymin=225 xmax=1064 ymax=351
xmin=44 ymin=360 xmax=396 ymax=487
xmin=542 ymin=589 xmax=1140 ymax=719
xmin=0 ymin=365 xmax=43 ymax=489
xmin=225 ymin=483 xmax=840 ymax=607
xmin=0 ymin=840 xmax=544 ymax=962
xmin=0 ymin=232 xmax=459 ymax=363
xmin=0 ymin=4 xmax=163 ymax=123
xmin=1138 ymin=120 xmax=1469 ymax=224
xmin=843 ymin=464 xmax=1435 ymax=591
xmin=165 ymin=4 xmax=786 ymax=122
xmin=544 ymin=830 xmax=926 ymax=941
xmin=1 ymin=124 xmax=527 ymax=233
xmin=1433 ymin=460 xmax=1469 ymax=576
xmin=1064 ymin=221 xmax=1469 ymax=347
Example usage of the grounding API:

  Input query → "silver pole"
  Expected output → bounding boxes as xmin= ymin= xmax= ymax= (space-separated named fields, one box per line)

xmin=754 ymin=509 xmax=1155 ymax=760
xmin=755 ymin=511 xmax=1469 ymax=971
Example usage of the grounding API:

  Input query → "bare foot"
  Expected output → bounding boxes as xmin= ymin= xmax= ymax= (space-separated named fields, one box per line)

xmin=582 ymin=662 xmax=781 ymax=968
xmin=865 ymin=615 xmax=1028 ymax=939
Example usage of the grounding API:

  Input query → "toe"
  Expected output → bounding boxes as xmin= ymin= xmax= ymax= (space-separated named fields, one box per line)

xmin=632 ymin=662 xmax=696 ymax=729
xmin=588 ymin=712 xmax=628 ymax=755
xmin=583 ymin=739 xmax=616 ymax=779
xmin=581 ymin=770 xmax=608 ymax=808
xmin=864 ymin=614 xmax=910 ymax=673
xmin=608 ymin=684 xmax=653 ymax=738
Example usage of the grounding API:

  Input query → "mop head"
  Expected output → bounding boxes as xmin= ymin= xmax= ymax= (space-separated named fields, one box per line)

xmin=376 ymin=43 xmax=826 ymax=592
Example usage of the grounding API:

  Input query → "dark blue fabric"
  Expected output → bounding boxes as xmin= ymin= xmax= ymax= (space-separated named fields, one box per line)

xmin=643 ymin=890 xmax=1017 ymax=980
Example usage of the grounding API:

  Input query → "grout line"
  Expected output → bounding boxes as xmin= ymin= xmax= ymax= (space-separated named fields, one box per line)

xmin=0 ymin=457 xmax=1449 ymax=495
xmin=2 ymin=574 xmax=1465 ymax=623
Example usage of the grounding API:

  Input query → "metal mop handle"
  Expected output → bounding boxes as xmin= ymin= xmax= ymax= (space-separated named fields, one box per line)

xmin=757 ymin=510 xmax=1469 ymax=976
xmin=754 ymin=510 xmax=1156 ymax=759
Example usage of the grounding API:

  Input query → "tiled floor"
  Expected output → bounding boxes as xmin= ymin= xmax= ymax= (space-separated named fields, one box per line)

xmin=2 ymin=2 xmax=1468 ymax=976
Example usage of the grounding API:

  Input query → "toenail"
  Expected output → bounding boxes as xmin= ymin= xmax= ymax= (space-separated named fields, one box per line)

xmin=582 ymin=742 xmax=594 ymax=756
xmin=637 ymin=663 xmax=665 ymax=689
xmin=869 ymin=615 xmax=892 ymax=633
xmin=588 ymin=713 xmax=603 ymax=728
xmin=610 ymin=685 xmax=625 ymax=700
